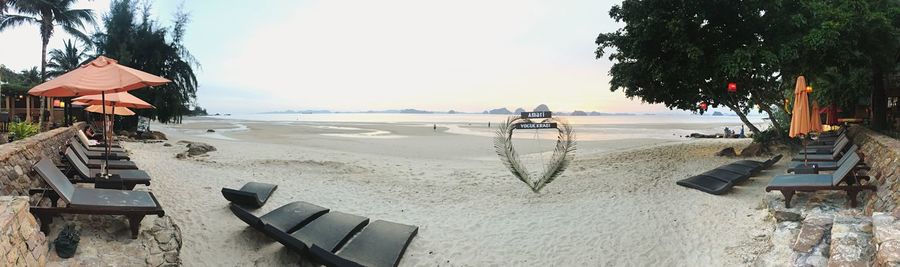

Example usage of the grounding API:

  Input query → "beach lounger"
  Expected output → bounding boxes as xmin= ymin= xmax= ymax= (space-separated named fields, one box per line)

xmin=716 ymin=164 xmax=755 ymax=176
xmin=61 ymin=148 xmax=151 ymax=190
xmin=676 ymin=175 xmax=733 ymax=195
xmin=798 ymin=137 xmax=849 ymax=155
xmin=221 ymin=182 xmax=278 ymax=208
xmin=765 ymin=153 xmax=874 ymax=208
xmin=71 ymin=140 xmax=130 ymax=160
xmin=310 ymin=220 xmax=419 ymax=267
xmin=807 ymin=135 xmax=847 ymax=150
xmin=787 ymin=145 xmax=865 ymax=173
xmin=731 ymin=155 xmax=783 ymax=172
xmin=702 ymin=169 xmax=751 ymax=184
xmin=264 ymin=211 xmax=369 ymax=254
xmin=791 ymin=141 xmax=848 ymax=162
xmin=69 ymin=144 xmax=139 ymax=170
xmin=73 ymin=136 xmax=126 ymax=153
xmin=76 ymin=129 xmax=122 ymax=149
xmin=229 ymin=201 xmax=328 ymax=235
xmin=28 ymin=158 xmax=164 ymax=239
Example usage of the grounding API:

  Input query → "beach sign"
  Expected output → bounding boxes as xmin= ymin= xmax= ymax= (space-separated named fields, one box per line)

xmin=494 ymin=111 xmax=576 ymax=193
xmin=514 ymin=123 xmax=557 ymax=129
xmin=521 ymin=111 xmax=551 ymax=119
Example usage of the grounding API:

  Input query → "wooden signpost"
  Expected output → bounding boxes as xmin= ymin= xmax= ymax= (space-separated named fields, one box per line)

xmin=521 ymin=111 xmax=552 ymax=119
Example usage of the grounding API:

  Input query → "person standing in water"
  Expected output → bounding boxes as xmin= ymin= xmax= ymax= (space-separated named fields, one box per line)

xmin=433 ymin=124 xmax=437 ymax=132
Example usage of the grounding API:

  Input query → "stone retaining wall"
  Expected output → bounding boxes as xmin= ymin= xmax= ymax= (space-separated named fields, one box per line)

xmin=0 ymin=123 xmax=80 ymax=196
xmin=847 ymin=127 xmax=900 ymax=215
xmin=0 ymin=196 xmax=48 ymax=266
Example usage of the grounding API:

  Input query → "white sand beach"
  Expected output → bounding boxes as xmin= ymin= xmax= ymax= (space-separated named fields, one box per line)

xmin=123 ymin=117 xmax=782 ymax=266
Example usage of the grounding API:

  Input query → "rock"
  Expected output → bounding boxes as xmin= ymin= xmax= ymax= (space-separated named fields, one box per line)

xmin=773 ymin=210 xmax=803 ymax=222
xmin=740 ymin=143 xmax=767 ymax=157
xmin=163 ymin=143 xmax=172 ymax=147
xmin=175 ymin=153 xmax=186 ymax=159
xmin=791 ymin=216 xmax=833 ymax=253
xmin=186 ymin=142 xmax=216 ymax=156
xmin=206 ymin=129 xmax=215 ymax=133
xmin=716 ymin=147 xmax=737 ymax=157
xmin=142 ymin=131 xmax=167 ymax=140
xmin=689 ymin=133 xmax=722 ymax=138
xmin=534 ymin=104 xmax=550 ymax=112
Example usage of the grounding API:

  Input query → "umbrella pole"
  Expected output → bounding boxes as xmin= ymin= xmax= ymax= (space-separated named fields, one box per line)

xmin=102 ymin=92 xmax=109 ymax=177
xmin=803 ymin=135 xmax=808 ymax=165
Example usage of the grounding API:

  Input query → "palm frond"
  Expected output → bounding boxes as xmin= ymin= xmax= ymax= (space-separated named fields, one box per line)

xmin=494 ymin=116 xmax=577 ymax=193
xmin=0 ymin=13 xmax=38 ymax=30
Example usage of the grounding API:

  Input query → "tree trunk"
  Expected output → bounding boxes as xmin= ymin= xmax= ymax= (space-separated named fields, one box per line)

xmin=722 ymin=102 xmax=762 ymax=136
xmin=871 ymin=66 xmax=887 ymax=130
xmin=38 ymin=36 xmax=48 ymax=130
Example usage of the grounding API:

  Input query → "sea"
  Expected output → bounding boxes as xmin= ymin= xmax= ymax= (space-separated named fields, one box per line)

xmin=199 ymin=113 xmax=770 ymax=141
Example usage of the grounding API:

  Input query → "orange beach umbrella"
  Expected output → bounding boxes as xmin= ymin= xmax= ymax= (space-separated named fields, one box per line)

xmin=810 ymin=100 xmax=823 ymax=133
xmin=28 ymin=56 xmax=170 ymax=97
xmin=73 ymin=91 xmax=154 ymax=109
xmin=789 ymin=76 xmax=812 ymax=138
xmin=85 ymin=105 xmax=135 ymax=116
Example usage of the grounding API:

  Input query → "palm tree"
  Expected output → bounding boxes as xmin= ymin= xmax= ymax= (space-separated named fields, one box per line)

xmin=46 ymin=39 xmax=86 ymax=78
xmin=0 ymin=0 xmax=95 ymax=128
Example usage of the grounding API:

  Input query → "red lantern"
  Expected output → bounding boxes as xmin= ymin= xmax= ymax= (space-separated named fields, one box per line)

xmin=699 ymin=102 xmax=708 ymax=111
xmin=727 ymin=82 xmax=737 ymax=93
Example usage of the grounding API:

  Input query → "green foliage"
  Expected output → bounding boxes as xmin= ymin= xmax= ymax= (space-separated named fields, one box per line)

xmin=92 ymin=0 xmax=198 ymax=125
xmin=46 ymin=39 xmax=88 ymax=78
xmin=0 ymin=65 xmax=41 ymax=96
xmin=0 ymin=0 xmax=96 ymax=78
xmin=8 ymin=121 xmax=38 ymax=140
xmin=595 ymin=0 xmax=900 ymax=136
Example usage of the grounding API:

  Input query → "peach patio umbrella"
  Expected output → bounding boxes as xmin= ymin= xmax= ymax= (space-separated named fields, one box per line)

xmin=810 ymin=100 xmax=823 ymax=133
xmin=789 ymin=76 xmax=811 ymax=138
xmin=73 ymin=91 xmax=154 ymax=109
xmin=28 ymin=56 xmax=169 ymax=176
xmin=86 ymin=105 xmax=135 ymax=116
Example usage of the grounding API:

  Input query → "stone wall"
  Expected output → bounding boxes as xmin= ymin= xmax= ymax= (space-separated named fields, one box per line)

xmin=847 ymin=127 xmax=900 ymax=214
xmin=0 ymin=196 xmax=48 ymax=266
xmin=0 ymin=123 xmax=80 ymax=196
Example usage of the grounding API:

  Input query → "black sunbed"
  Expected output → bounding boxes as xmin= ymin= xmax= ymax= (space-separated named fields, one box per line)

xmin=265 ymin=211 xmax=369 ymax=254
xmin=222 ymin=182 xmax=278 ymax=208
xmin=71 ymin=140 xmax=130 ymax=160
xmin=787 ymin=145 xmax=862 ymax=173
xmin=310 ymin=220 xmax=419 ymax=267
xmin=69 ymin=144 xmax=139 ymax=170
xmin=766 ymin=153 xmax=875 ymax=208
xmin=61 ymin=148 xmax=151 ymax=189
xmin=732 ymin=155 xmax=783 ymax=172
xmin=229 ymin=201 xmax=328 ymax=235
xmin=703 ymin=169 xmax=750 ymax=184
xmin=799 ymin=137 xmax=849 ymax=155
xmin=676 ymin=175 xmax=733 ymax=195
xmin=28 ymin=158 xmax=164 ymax=239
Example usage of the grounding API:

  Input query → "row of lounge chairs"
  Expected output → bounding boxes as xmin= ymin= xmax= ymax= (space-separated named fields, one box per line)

xmin=27 ymin=127 xmax=163 ymax=239
xmin=676 ymin=155 xmax=783 ymax=194
xmin=766 ymin=129 xmax=876 ymax=208
xmin=222 ymin=182 xmax=418 ymax=267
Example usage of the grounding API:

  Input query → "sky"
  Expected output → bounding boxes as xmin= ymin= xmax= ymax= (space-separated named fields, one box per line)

xmin=0 ymin=0 xmax=698 ymax=114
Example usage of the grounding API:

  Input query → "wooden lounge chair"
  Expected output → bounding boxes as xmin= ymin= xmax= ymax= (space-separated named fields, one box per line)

xmin=221 ymin=182 xmax=278 ymax=208
xmin=229 ymin=201 xmax=328 ymax=236
xmin=264 ymin=211 xmax=369 ymax=254
xmin=76 ymin=129 xmax=123 ymax=149
xmin=68 ymin=143 xmax=139 ymax=170
xmin=676 ymin=175 xmax=733 ymax=195
xmin=765 ymin=153 xmax=874 ymax=208
xmin=787 ymin=145 xmax=867 ymax=173
xmin=799 ymin=136 xmax=849 ymax=155
xmin=28 ymin=158 xmax=164 ymax=239
xmin=791 ymin=139 xmax=850 ymax=162
xmin=73 ymin=135 xmax=126 ymax=153
xmin=70 ymin=139 xmax=130 ymax=160
xmin=61 ymin=148 xmax=151 ymax=190
xmin=310 ymin=220 xmax=419 ymax=267
xmin=732 ymin=155 xmax=783 ymax=172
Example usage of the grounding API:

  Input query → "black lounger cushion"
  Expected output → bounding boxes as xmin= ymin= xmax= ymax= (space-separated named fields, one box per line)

xmin=265 ymin=211 xmax=369 ymax=253
xmin=222 ymin=182 xmax=278 ymax=208
xmin=703 ymin=169 xmax=750 ymax=184
xmin=676 ymin=175 xmax=733 ymax=195
xmin=717 ymin=164 xmax=754 ymax=176
xmin=310 ymin=220 xmax=419 ymax=267
xmin=230 ymin=201 xmax=328 ymax=233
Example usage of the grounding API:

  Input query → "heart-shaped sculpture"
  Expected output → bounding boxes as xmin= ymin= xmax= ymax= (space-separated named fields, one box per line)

xmin=494 ymin=116 xmax=576 ymax=193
